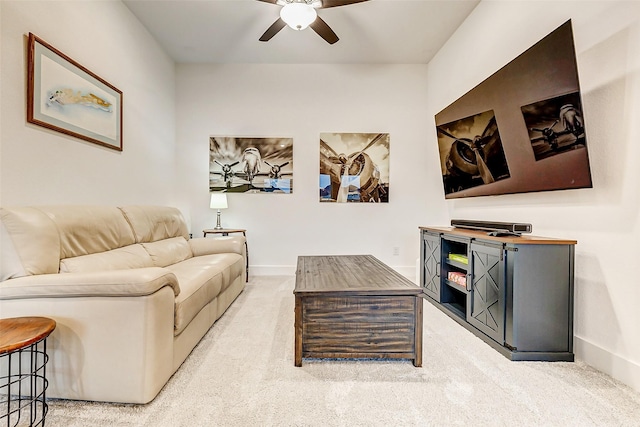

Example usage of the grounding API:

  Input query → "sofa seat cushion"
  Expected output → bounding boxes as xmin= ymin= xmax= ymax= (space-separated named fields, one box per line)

xmin=60 ymin=244 xmax=153 ymax=273
xmin=167 ymin=253 xmax=244 ymax=335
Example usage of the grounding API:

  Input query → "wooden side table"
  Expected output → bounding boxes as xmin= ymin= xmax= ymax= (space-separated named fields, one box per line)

xmin=0 ymin=316 xmax=56 ymax=427
xmin=203 ymin=228 xmax=249 ymax=281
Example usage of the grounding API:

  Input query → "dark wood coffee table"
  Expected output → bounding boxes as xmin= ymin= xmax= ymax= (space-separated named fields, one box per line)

xmin=294 ymin=255 xmax=423 ymax=367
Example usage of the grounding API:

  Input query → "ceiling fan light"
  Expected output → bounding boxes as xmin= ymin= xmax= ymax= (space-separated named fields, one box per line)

xmin=280 ymin=3 xmax=317 ymax=31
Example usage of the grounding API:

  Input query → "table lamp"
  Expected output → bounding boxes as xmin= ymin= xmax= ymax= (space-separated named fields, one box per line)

xmin=210 ymin=192 xmax=228 ymax=230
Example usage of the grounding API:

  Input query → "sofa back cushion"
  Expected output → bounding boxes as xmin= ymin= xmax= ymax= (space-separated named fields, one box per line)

xmin=119 ymin=206 xmax=189 ymax=244
xmin=60 ymin=244 xmax=154 ymax=273
xmin=0 ymin=207 xmax=60 ymax=280
xmin=1 ymin=205 xmax=191 ymax=281
xmin=37 ymin=206 xmax=136 ymax=259
xmin=141 ymin=237 xmax=193 ymax=268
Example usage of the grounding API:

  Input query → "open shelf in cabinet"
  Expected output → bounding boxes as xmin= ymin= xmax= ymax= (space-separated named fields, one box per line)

xmin=441 ymin=278 xmax=467 ymax=319
xmin=440 ymin=236 xmax=470 ymax=316
xmin=444 ymin=279 xmax=468 ymax=294
xmin=441 ymin=301 xmax=465 ymax=319
xmin=445 ymin=257 xmax=468 ymax=270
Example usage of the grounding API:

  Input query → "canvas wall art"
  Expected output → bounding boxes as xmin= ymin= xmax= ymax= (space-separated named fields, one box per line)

xmin=27 ymin=33 xmax=123 ymax=151
xmin=319 ymin=132 xmax=389 ymax=203
xmin=434 ymin=20 xmax=592 ymax=199
xmin=209 ymin=137 xmax=293 ymax=193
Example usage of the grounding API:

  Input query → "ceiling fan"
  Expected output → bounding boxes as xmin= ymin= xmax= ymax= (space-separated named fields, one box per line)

xmin=257 ymin=0 xmax=369 ymax=45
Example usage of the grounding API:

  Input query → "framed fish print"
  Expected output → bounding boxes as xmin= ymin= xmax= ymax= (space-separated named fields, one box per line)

xmin=27 ymin=33 xmax=123 ymax=151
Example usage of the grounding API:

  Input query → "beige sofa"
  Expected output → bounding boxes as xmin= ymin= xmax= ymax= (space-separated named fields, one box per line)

xmin=0 ymin=205 xmax=246 ymax=404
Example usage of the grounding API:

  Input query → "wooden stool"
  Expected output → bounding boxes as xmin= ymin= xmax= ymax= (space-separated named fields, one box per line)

xmin=0 ymin=317 xmax=56 ymax=427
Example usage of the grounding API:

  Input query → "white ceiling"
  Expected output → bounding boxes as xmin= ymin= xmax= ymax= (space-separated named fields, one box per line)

xmin=123 ymin=0 xmax=480 ymax=64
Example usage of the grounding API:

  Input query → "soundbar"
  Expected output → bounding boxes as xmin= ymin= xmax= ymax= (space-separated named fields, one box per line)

xmin=451 ymin=219 xmax=532 ymax=236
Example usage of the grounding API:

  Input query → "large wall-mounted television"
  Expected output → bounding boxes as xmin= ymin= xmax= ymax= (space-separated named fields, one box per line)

xmin=435 ymin=20 xmax=592 ymax=199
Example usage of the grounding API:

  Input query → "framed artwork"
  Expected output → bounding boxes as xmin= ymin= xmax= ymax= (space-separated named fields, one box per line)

xmin=209 ymin=137 xmax=293 ymax=193
xmin=27 ymin=33 xmax=123 ymax=151
xmin=320 ymin=132 xmax=389 ymax=203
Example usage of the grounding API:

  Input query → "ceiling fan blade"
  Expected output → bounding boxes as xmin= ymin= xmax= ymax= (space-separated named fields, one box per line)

xmin=320 ymin=0 xmax=369 ymax=9
xmin=255 ymin=0 xmax=279 ymax=4
xmin=310 ymin=16 xmax=339 ymax=44
xmin=259 ymin=18 xmax=287 ymax=42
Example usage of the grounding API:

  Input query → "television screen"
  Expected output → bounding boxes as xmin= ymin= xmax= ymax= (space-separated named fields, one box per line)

xmin=434 ymin=20 xmax=592 ymax=199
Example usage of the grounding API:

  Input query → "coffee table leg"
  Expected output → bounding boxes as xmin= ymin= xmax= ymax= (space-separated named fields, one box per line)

xmin=294 ymin=296 xmax=303 ymax=367
xmin=414 ymin=297 xmax=423 ymax=367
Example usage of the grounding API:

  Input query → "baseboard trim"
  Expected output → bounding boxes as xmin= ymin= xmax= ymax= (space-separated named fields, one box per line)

xmin=391 ymin=266 xmax=416 ymax=281
xmin=250 ymin=264 xmax=416 ymax=282
xmin=575 ymin=336 xmax=640 ymax=392
xmin=250 ymin=266 xmax=296 ymax=276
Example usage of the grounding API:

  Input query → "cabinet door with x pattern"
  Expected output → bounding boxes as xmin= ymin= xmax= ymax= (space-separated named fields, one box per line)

xmin=468 ymin=241 xmax=506 ymax=344
xmin=420 ymin=231 xmax=441 ymax=302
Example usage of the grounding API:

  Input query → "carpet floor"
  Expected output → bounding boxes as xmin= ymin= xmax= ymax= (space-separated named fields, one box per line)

xmin=46 ymin=276 xmax=640 ymax=426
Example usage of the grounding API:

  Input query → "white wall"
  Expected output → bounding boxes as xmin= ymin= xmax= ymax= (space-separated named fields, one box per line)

xmin=427 ymin=1 xmax=640 ymax=391
xmin=176 ymin=64 xmax=449 ymax=275
xmin=0 ymin=1 xmax=176 ymax=206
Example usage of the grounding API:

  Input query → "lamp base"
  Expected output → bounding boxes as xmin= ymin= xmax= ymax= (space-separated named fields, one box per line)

xmin=214 ymin=209 xmax=223 ymax=230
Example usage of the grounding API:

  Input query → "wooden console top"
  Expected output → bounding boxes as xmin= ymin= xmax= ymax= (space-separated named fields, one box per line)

xmin=420 ymin=226 xmax=577 ymax=245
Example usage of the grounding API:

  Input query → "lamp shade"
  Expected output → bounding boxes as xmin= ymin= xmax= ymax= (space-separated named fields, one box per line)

xmin=210 ymin=192 xmax=228 ymax=209
xmin=280 ymin=3 xmax=317 ymax=31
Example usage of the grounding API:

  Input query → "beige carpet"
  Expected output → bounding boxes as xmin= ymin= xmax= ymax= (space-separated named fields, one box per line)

xmin=47 ymin=276 xmax=640 ymax=426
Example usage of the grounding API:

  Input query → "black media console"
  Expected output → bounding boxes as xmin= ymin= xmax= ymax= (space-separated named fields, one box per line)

xmin=419 ymin=226 xmax=576 ymax=361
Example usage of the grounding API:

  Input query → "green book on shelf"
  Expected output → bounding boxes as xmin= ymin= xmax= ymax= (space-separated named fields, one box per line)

xmin=448 ymin=253 xmax=469 ymax=264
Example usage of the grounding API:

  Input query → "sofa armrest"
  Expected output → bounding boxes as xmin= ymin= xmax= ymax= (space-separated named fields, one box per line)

xmin=0 ymin=267 xmax=180 ymax=300
xmin=189 ymin=236 xmax=245 ymax=257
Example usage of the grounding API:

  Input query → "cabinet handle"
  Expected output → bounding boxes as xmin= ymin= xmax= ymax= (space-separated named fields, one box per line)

xmin=436 ymin=262 xmax=440 ymax=276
